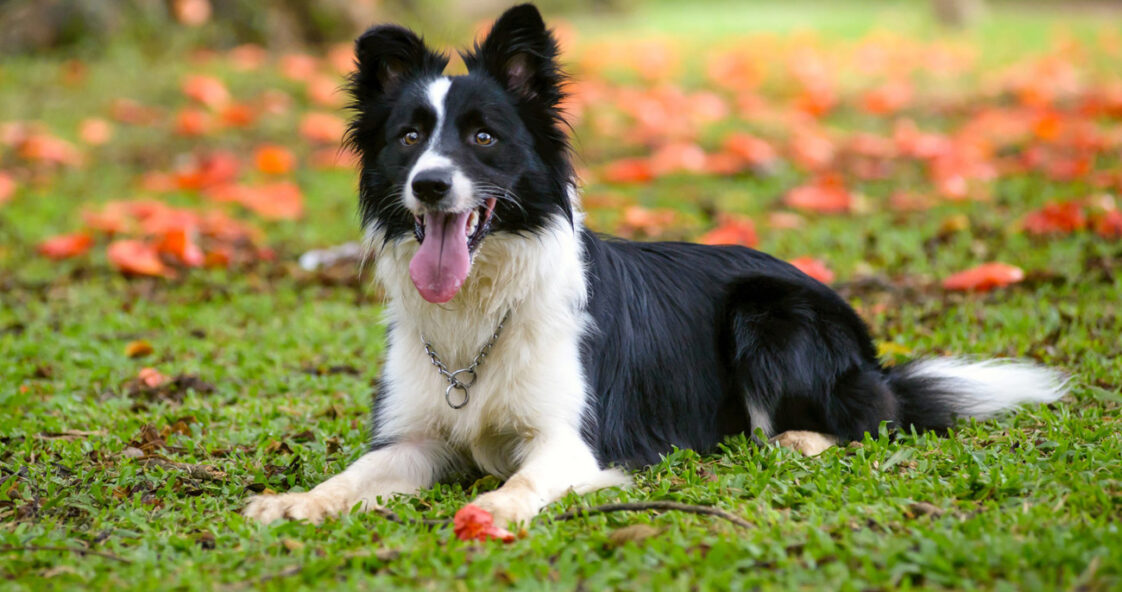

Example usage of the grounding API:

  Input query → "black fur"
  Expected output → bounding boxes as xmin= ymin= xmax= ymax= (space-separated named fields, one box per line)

xmin=349 ymin=4 xmax=1006 ymax=470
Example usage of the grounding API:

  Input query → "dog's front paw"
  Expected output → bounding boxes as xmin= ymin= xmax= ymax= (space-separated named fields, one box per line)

xmin=243 ymin=489 xmax=356 ymax=524
xmin=470 ymin=488 xmax=540 ymax=529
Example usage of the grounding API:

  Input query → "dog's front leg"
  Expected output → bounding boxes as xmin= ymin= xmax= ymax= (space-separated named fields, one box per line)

xmin=470 ymin=430 xmax=629 ymax=528
xmin=244 ymin=439 xmax=448 ymax=524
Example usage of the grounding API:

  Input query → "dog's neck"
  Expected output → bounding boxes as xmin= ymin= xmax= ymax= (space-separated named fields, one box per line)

xmin=370 ymin=210 xmax=588 ymax=368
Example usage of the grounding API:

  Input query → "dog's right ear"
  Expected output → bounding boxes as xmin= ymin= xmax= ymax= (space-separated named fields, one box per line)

xmin=353 ymin=25 xmax=447 ymax=98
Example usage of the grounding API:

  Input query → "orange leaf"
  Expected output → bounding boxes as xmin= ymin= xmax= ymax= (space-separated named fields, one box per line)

xmin=38 ymin=233 xmax=93 ymax=259
xmin=157 ymin=228 xmax=205 ymax=267
xmin=125 ymin=340 xmax=154 ymax=358
xmin=453 ymin=504 xmax=515 ymax=543
xmin=107 ymin=240 xmax=173 ymax=277
xmin=137 ymin=367 xmax=169 ymax=388
xmin=860 ymin=80 xmax=913 ymax=115
xmin=601 ymin=158 xmax=653 ymax=184
xmin=723 ymin=133 xmax=778 ymax=168
xmin=0 ymin=171 xmax=16 ymax=205
xmin=298 ymin=112 xmax=346 ymax=145
xmin=280 ymin=54 xmax=320 ymax=82
xmin=228 ymin=44 xmax=267 ymax=71
xmin=698 ymin=215 xmax=758 ymax=247
xmin=230 ymin=182 xmax=304 ymax=220
xmin=619 ymin=205 xmax=676 ymax=238
xmin=789 ymin=257 xmax=835 ymax=284
xmin=306 ymin=75 xmax=344 ymax=108
xmin=784 ymin=175 xmax=851 ymax=214
xmin=1022 ymin=201 xmax=1086 ymax=235
xmin=78 ymin=118 xmax=114 ymax=145
xmin=174 ymin=108 xmax=214 ymax=137
xmin=1093 ymin=210 xmax=1122 ymax=239
xmin=172 ymin=0 xmax=211 ymax=26
xmin=182 ymin=74 xmax=230 ymax=109
xmin=219 ymin=102 xmax=257 ymax=128
xmin=649 ymin=142 xmax=707 ymax=176
xmin=942 ymin=262 xmax=1024 ymax=292
xmin=254 ymin=144 xmax=296 ymax=175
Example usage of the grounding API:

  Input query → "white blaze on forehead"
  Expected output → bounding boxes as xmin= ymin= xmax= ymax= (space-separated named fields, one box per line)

xmin=405 ymin=76 xmax=473 ymax=212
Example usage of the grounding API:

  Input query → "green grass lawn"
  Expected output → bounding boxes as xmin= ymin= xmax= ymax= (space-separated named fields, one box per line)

xmin=3 ymin=1 xmax=1122 ymax=590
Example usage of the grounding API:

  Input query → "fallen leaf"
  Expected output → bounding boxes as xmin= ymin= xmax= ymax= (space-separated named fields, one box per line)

xmin=78 ymin=118 xmax=114 ymax=145
xmin=125 ymin=340 xmax=154 ymax=358
xmin=697 ymin=215 xmax=758 ymax=247
xmin=789 ymin=257 xmax=835 ymax=284
xmin=942 ymin=262 xmax=1025 ymax=292
xmin=1022 ymin=201 xmax=1086 ymax=235
xmin=601 ymin=158 xmax=653 ymax=184
xmin=254 ymin=144 xmax=296 ymax=175
xmin=137 ymin=367 xmax=169 ymax=388
xmin=1093 ymin=210 xmax=1122 ymax=239
xmin=182 ymin=74 xmax=230 ymax=109
xmin=784 ymin=175 xmax=851 ymax=214
xmin=0 ymin=171 xmax=16 ymax=205
xmin=107 ymin=240 xmax=173 ymax=277
xmin=38 ymin=233 xmax=93 ymax=259
xmin=299 ymin=112 xmax=346 ymax=145
xmin=281 ymin=538 xmax=305 ymax=552
xmin=453 ymin=504 xmax=516 ymax=543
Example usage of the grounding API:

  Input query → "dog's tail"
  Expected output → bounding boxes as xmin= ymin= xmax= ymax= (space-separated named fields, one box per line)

xmin=886 ymin=358 xmax=1068 ymax=431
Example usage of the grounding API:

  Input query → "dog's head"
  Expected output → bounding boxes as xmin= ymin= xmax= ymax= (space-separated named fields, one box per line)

xmin=347 ymin=4 xmax=573 ymax=304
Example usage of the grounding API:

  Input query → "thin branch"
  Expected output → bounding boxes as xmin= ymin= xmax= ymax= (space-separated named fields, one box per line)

xmin=0 ymin=545 xmax=132 ymax=564
xmin=553 ymin=501 xmax=754 ymax=529
xmin=373 ymin=507 xmax=450 ymax=527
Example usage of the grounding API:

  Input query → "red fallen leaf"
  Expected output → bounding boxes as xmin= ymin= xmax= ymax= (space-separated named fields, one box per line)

xmin=1093 ymin=210 xmax=1122 ymax=239
xmin=107 ymin=240 xmax=173 ymax=277
xmin=1022 ymin=201 xmax=1086 ymax=235
xmin=182 ymin=74 xmax=230 ymax=109
xmin=18 ymin=133 xmax=83 ymax=166
xmin=784 ymin=175 xmax=851 ymax=214
xmin=219 ymin=102 xmax=256 ymax=128
xmin=789 ymin=257 xmax=835 ymax=284
xmin=860 ymin=80 xmax=913 ymax=115
xmin=156 ymin=228 xmax=205 ymax=267
xmin=703 ymin=152 xmax=746 ymax=175
xmin=174 ymin=108 xmax=214 ymax=137
xmin=174 ymin=151 xmax=240 ymax=190
xmin=306 ymin=75 xmax=344 ymax=108
xmin=649 ymin=142 xmax=707 ymax=176
xmin=453 ymin=504 xmax=515 ymax=543
xmin=723 ymin=133 xmax=778 ymax=168
xmin=0 ymin=171 xmax=16 ymax=205
xmin=137 ymin=367 xmax=169 ymax=388
xmin=228 ymin=44 xmax=267 ymax=71
xmin=82 ymin=208 xmax=129 ymax=234
xmin=942 ymin=262 xmax=1024 ymax=292
xmin=254 ymin=144 xmax=296 ymax=175
xmin=619 ymin=206 xmax=677 ymax=238
xmin=310 ymin=146 xmax=359 ymax=170
xmin=789 ymin=128 xmax=834 ymax=171
xmin=327 ymin=43 xmax=357 ymax=76
xmin=78 ymin=118 xmax=113 ymax=145
xmin=299 ymin=112 xmax=347 ymax=145
xmin=38 ymin=233 xmax=94 ymax=259
xmin=204 ymin=246 xmax=232 ymax=268
xmin=698 ymin=215 xmax=758 ymax=247
xmin=172 ymin=0 xmax=211 ymax=26
xmin=110 ymin=98 xmax=163 ymax=126
xmin=235 ymin=182 xmax=304 ymax=220
xmin=280 ymin=53 xmax=320 ymax=82
xmin=601 ymin=158 xmax=653 ymax=184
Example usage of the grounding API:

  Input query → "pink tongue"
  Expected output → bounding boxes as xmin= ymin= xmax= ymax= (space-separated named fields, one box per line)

xmin=409 ymin=211 xmax=472 ymax=303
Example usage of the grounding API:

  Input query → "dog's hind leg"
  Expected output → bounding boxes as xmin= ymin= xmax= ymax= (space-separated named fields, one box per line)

xmin=727 ymin=275 xmax=898 ymax=449
xmin=243 ymin=439 xmax=451 ymax=524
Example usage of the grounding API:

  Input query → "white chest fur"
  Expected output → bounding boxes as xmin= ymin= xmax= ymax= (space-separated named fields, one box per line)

xmin=369 ymin=215 xmax=592 ymax=477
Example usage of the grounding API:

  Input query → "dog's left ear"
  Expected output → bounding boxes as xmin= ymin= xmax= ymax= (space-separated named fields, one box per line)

xmin=468 ymin=4 xmax=563 ymax=104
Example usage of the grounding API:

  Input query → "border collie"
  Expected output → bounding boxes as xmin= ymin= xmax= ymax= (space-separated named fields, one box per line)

xmin=245 ymin=4 xmax=1067 ymax=527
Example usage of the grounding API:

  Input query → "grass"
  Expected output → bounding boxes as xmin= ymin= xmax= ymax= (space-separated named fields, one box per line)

xmin=2 ymin=1 xmax=1122 ymax=590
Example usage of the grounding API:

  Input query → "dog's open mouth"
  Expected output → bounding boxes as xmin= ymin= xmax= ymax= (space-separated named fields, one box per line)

xmin=408 ymin=198 xmax=498 ymax=304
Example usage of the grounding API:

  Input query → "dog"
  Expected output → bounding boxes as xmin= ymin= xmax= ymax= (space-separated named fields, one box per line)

xmin=244 ymin=3 xmax=1067 ymax=527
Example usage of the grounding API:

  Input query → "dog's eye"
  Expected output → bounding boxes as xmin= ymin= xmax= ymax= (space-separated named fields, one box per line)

xmin=473 ymin=131 xmax=496 ymax=146
xmin=400 ymin=130 xmax=421 ymax=146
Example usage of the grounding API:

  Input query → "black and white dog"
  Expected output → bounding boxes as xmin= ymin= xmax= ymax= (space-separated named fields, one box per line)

xmin=245 ymin=4 xmax=1066 ymax=527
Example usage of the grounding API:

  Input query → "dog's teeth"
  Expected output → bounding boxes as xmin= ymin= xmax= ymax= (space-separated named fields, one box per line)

xmin=467 ymin=210 xmax=479 ymax=235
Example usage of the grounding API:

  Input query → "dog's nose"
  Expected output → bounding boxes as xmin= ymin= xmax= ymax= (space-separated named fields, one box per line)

xmin=412 ymin=170 xmax=452 ymax=204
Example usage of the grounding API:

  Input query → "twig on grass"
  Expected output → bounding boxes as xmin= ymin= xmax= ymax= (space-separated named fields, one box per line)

xmin=0 ymin=545 xmax=132 ymax=564
xmin=554 ymin=501 xmax=754 ymax=530
xmin=140 ymin=457 xmax=227 ymax=481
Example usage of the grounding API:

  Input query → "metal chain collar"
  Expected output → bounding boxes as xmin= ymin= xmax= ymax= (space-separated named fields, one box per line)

xmin=421 ymin=311 xmax=510 ymax=409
